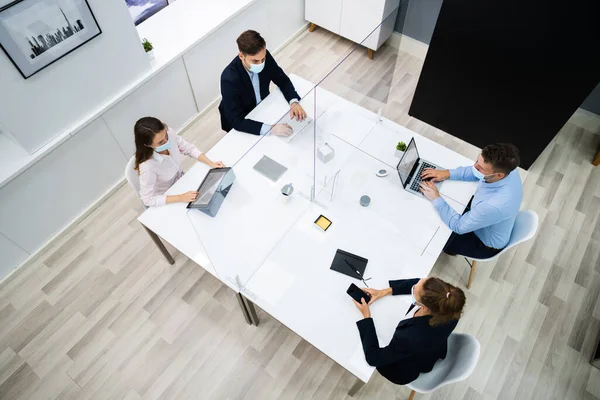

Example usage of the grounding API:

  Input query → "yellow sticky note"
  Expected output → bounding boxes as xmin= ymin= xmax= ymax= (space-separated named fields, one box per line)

xmin=315 ymin=215 xmax=332 ymax=231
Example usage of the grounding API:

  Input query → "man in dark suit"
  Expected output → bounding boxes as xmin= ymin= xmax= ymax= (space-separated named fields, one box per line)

xmin=218 ymin=30 xmax=307 ymax=136
xmin=352 ymin=277 xmax=466 ymax=385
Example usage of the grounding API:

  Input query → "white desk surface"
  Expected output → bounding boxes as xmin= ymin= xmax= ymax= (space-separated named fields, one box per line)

xmin=138 ymin=74 xmax=478 ymax=382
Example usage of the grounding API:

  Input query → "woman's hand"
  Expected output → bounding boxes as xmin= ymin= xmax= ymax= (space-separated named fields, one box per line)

xmin=211 ymin=161 xmax=225 ymax=168
xmin=362 ymin=288 xmax=390 ymax=305
xmin=353 ymin=298 xmax=371 ymax=319
xmin=177 ymin=191 xmax=198 ymax=203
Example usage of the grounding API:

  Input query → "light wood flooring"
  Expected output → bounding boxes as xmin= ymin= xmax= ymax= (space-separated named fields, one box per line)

xmin=1 ymin=28 xmax=600 ymax=400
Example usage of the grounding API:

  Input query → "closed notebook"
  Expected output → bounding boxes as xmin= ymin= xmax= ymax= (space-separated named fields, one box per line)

xmin=330 ymin=249 xmax=368 ymax=279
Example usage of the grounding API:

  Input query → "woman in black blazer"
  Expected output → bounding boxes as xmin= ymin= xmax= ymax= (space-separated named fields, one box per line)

xmin=352 ymin=277 xmax=466 ymax=385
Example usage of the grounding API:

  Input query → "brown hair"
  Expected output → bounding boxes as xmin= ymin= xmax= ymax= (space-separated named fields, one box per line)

xmin=236 ymin=30 xmax=266 ymax=55
xmin=133 ymin=116 xmax=165 ymax=172
xmin=481 ymin=143 xmax=520 ymax=175
xmin=420 ymin=277 xmax=466 ymax=327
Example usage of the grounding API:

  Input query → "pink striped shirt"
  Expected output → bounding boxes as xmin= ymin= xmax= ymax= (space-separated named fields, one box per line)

xmin=139 ymin=129 xmax=202 ymax=207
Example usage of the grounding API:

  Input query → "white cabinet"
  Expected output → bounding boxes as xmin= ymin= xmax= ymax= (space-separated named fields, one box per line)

xmin=305 ymin=0 xmax=400 ymax=56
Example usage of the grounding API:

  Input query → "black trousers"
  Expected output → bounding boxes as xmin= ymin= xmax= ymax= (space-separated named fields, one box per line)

xmin=443 ymin=197 xmax=503 ymax=259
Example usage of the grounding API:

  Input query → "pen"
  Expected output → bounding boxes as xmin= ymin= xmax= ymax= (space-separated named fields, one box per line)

xmin=344 ymin=258 xmax=361 ymax=277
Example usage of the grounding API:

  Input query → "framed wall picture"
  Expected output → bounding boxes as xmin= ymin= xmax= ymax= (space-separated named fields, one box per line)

xmin=0 ymin=0 xmax=102 ymax=79
xmin=125 ymin=0 xmax=168 ymax=26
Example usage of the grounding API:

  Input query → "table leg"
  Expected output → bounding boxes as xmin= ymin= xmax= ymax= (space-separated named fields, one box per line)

xmin=143 ymin=226 xmax=175 ymax=265
xmin=236 ymin=293 xmax=252 ymax=325
xmin=348 ymin=378 xmax=365 ymax=397
xmin=593 ymin=148 xmax=600 ymax=166
xmin=241 ymin=295 xmax=260 ymax=326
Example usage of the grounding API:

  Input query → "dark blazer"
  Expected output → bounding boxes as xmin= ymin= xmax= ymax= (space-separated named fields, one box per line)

xmin=218 ymin=50 xmax=300 ymax=135
xmin=356 ymin=278 xmax=459 ymax=385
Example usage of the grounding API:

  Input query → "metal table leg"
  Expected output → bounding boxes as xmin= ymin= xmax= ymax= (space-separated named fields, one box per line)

xmin=241 ymin=295 xmax=260 ymax=326
xmin=143 ymin=225 xmax=175 ymax=265
xmin=348 ymin=378 xmax=365 ymax=397
xmin=236 ymin=293 xmax=252 ymax=325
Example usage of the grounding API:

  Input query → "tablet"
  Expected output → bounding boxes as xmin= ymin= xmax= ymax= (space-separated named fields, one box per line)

xmin=253 ymin=155 xmax=287 ymax=182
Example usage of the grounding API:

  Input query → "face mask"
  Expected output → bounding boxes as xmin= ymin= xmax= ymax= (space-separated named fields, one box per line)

xmin=410 ymin=285 xmax=420 ymax=306
xmin=472 ymin=165 xmax=495 ymax=182
xmin=248 ymin=59 xmax=265 ymax=74
xmin=155 ymin=138 xmax=171 ymax=152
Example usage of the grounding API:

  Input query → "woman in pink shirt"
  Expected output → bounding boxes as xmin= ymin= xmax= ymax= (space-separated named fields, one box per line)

xmin=134 ymin=117 xmax=224 ymax=207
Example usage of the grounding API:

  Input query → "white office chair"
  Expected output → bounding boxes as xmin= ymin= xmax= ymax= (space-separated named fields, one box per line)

xmin=406 ymin=333 xmax=480 ymax=400
xmin=124 ymin=155 xmax=175 ymax=265
xmin=461 ymin=210 xmax=539 ymax=289
xmin=125 ymin=155 xmax=143 ymax=204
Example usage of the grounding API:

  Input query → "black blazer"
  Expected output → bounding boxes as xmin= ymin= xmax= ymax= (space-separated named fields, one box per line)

xmin=356 ymin=278 xmax=459 ymax=385
xmin=218 ymin=50 xmax=300 ymax=135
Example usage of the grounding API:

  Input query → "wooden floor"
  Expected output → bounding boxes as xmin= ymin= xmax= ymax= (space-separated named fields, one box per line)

xmin=1 ymin=28 xmax=600 ymax=400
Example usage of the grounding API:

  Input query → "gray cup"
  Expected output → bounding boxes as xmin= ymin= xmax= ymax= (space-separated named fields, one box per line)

xmin=360 ymin=195 xmax=370 ymax=207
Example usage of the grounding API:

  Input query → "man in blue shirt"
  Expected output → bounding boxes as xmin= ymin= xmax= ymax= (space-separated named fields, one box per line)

xmin=419 ymin=143 xmax=523 ymax=259
xmin=219 ymin=30 xmax=307 ymax=136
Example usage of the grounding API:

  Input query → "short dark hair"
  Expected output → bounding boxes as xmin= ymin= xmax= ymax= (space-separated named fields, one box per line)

xmin=481 ymin=143 xmax=520 ymax=174
xmin=237 ymin=30 xmax=266 ymax=55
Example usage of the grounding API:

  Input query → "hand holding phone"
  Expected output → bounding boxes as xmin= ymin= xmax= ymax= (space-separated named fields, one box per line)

xmin=347 ymin=283 xmax=371 ymax=304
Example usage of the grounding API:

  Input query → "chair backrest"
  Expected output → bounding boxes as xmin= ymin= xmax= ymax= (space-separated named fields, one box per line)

xmin=125 ymin=155 xmax=141 ymax=196
xmin=469 ymin=210 xmax=538 ymax=262
xmin=407 ymin=333 xmax=480 ymax=393
xmin=504 ymin=210 xmax=538 ymax=251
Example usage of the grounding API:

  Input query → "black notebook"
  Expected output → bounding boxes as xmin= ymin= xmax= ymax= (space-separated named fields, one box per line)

xmin=330 ymin=249 xmax=368 ymax=279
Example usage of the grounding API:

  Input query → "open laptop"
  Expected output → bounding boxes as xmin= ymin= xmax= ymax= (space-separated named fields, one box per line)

xmin=277 ymin=115 xmax=314 ymax=143
xmin=396 ymin=138 xmax=444 ymax=197
xmin=187 ymin=167 xmax=235 ymax=217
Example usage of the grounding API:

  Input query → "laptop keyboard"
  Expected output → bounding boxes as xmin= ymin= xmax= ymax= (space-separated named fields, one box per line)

xmin=279 ymin=116 xmax=313 ymax=142
xmin=410 ymin=162 xmax=437 ymax=192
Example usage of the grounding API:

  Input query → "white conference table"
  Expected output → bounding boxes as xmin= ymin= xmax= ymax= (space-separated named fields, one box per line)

xmin=138 ymin=74 xmax=477 ymax=391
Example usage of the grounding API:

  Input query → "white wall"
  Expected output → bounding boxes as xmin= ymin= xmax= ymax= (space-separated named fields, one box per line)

xmin=103 ymin=58 xmax=198 ymax=157
xmin=0 ymin=0 xmax=307 ymax=278
xmin=0 ymin=117 xmax=127 ymax=254
xmin=0 ymin=0 xmax=150 ymax=153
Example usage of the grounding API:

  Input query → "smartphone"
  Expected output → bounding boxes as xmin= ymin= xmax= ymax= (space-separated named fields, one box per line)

xmin=347 ymin=283 xmax=371 ymax=304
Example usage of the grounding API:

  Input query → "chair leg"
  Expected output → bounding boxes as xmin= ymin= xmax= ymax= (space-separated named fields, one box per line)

xmin=308 ymin=23 xmax=317 ymax=32
xmin=368 ymin=49 xmax=374 ymax=59
xmin=467 ymin=260 xmax=477 ymax=289
xmin=408 ymin=389 xmax=416 ymax=400
xmin=593 ymin=148 xmax=600 ymax=166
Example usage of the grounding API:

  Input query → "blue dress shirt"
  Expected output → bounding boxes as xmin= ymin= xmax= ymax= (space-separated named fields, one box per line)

xmin=246 ymin=69 xmax=298 ymax=135
xmin=432 ymin=166 xmax=523 ymax=249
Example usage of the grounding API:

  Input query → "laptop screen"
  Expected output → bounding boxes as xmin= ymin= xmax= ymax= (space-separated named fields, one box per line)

xmin=396 ymin=138 xmax=420 ymax=187
xmin=192 ymin=169 xmax=229 ymax=207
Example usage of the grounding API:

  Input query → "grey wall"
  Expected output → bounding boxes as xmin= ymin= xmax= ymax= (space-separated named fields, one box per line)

xmin=394 ymin=0 xmax=443 ymax=45
xmin=581 ymin=84 xmax=600 ymax=115
xmin=394 ymin=0 xmax=600 ymax=116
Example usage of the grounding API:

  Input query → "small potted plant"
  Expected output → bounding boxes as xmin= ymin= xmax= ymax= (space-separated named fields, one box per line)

xmin=395 ymin=141 xmax=407 ymax=157
xmin=142 ymin=38 xmax=154 ymax=60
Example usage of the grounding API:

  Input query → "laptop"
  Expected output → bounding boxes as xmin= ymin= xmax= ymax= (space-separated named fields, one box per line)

xmin=396 ymin=138 xmax=444 ymax=197
xmin=187 ymin=167 xmax=235 ymax=217
xmin=277 ymin=115 xmax=314 ymax=143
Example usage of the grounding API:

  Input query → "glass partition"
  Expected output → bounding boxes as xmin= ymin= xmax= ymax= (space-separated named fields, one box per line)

xmin=184 ymin=3 xmax=462 ymax=296
xmin=185 ymin=82 xmax=319 ymax=290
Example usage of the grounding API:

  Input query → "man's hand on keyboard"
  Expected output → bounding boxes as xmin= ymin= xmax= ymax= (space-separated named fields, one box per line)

xmin=419 ymin=181 xmax=440 ymax=201
xmin=421 ymin=168 xmax=450 ymax=182
xmin=271 ymin=123 xmax=293 ymax=137
xmin=290 ymin=102 xmax=307 ymax=121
